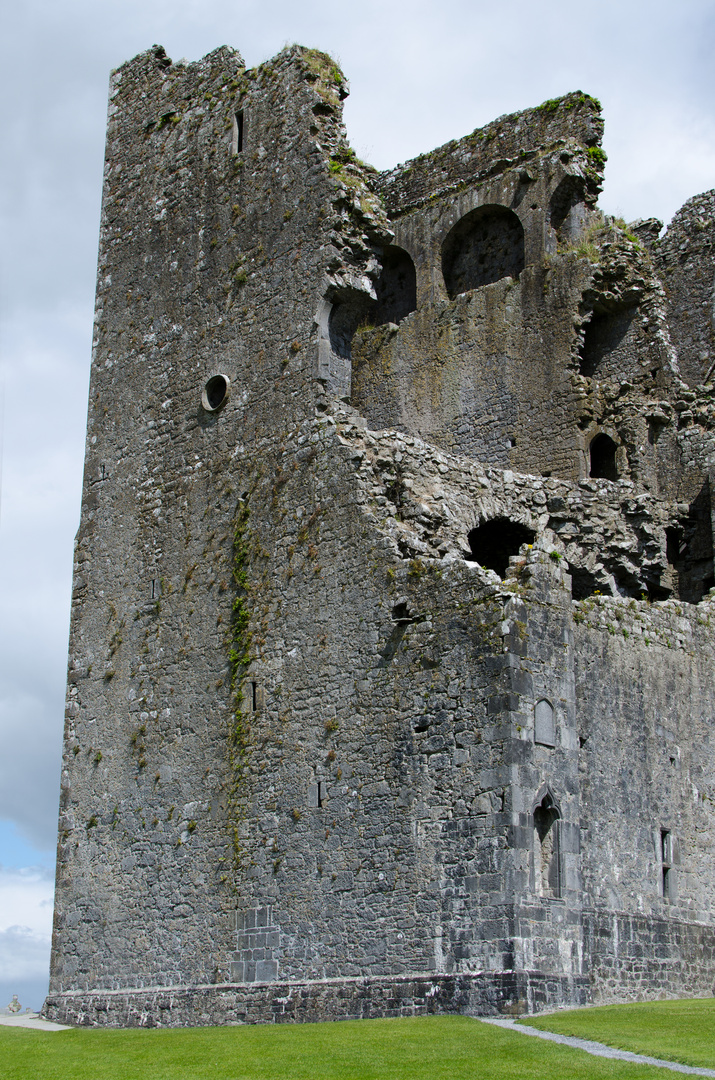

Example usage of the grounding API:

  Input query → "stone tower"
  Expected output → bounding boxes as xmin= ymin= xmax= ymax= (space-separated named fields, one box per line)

xmin=44 ymin=43 xmax=715 ymax=1026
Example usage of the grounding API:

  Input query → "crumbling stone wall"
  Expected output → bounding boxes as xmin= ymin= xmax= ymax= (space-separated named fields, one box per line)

xmin=45 ymin=41 xmax=715 ymax=1027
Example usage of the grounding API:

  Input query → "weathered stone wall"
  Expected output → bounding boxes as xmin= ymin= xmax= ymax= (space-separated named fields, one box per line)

xmin=585 ymin=912 xmax=715 ymax=1003
xmin=43 ymin=971 xmax=588 ymax=1027
xmin=575 ymin=596 xmax=715 ymax=922
xmin=46 ymin=40 xmax=715 ymax=1027
xmin=575 ymin=595 xmax=715 ymax=1002
xmin=50 ymin=42 xmax=388 ymax=996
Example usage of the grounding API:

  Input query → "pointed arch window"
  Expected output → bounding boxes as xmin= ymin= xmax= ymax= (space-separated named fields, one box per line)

xmin=534 ymin=792 xmax=561 ymax=898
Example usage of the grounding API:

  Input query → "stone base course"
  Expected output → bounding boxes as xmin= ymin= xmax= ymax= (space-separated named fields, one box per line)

xmin=43 ymin=971 xmax=588 ymax=1028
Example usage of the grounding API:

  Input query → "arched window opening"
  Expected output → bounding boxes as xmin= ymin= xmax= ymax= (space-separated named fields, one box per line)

xmin=589 ymin=434 xmax=618 ymax=481
xmin=466 ymin=517 xmax=535 ymax=578
xmin=578 ymin=305 xmax=637 ymax=378
xmin=534 ymin=794 xmax=561 ymax=899
xmin=442 ymin=205 xmax=525 ymax=299
xmin=372 ymin=246 xmax=417 ymax=326
xmin=534 ymin=699 xmax=555 ymax=748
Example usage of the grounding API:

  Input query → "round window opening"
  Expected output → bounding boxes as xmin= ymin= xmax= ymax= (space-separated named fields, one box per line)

xmin=202 ymin=374 xmax=230 ymax=412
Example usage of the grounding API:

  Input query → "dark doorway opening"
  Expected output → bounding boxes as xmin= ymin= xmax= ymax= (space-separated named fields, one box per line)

xmin=666 ymin=481 xmax=715 ymax=603
xmin=329 ymin=247 xmax=417 ymax=361
xmin=328 ymin=295 xmax=369 ymax=360
xmin=589 ymin=433 xmax=618 ymax=480
xmin=372 ymin=246 xmax=417 ymax=326
xmin=570 ymin=566 xmax=601 ymax=601
xmin=549 ymin=176 xmax=585 ymax=242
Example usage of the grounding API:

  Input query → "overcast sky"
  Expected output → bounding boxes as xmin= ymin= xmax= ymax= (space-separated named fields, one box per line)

xmin=1 ymin=0 xmax=713 ymax=1012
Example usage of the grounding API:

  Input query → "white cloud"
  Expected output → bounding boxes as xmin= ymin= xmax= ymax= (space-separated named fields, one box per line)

xmin=0 ymin=867 xmax=54 ymax=1011
xmin=0 ymin=866 xmax=54 ymax=1007
xmin=0 ymin=866 xmax=55 ymax=938
xmin=0 ymin=925 xmax=53 ymax=983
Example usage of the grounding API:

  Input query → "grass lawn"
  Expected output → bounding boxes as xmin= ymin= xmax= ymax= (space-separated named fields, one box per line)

xmin=0 ymin=1014 xmax=683 ymax=1080
xmin=521 ymin=997 xmax=715 ymax=1069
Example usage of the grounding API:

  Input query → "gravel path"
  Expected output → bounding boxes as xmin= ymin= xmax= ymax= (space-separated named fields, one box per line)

xmin=479 ymin=1017 xmax=715 ymax=1077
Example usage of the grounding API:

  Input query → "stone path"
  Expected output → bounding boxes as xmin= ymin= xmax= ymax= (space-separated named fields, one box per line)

xmin=0 ymin=1013 xmax=71 ymax=1030
xmin=479 ymin=1017 xmax=715 ymax=1077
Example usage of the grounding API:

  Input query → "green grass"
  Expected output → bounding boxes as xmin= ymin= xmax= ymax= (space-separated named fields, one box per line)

xmin=521 ymin=997 xmax=715 ymax=1069
xmin=0 ymin=1014 xmax=683 ymax=1080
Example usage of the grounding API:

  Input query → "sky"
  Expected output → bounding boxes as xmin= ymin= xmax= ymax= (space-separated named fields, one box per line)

xmin=1 ymin=0 xmax=714 ymax=1013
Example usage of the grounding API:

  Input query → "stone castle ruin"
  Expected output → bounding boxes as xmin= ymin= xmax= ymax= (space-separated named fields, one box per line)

xmin=44 ymin=42 xmax=715 ymax=1026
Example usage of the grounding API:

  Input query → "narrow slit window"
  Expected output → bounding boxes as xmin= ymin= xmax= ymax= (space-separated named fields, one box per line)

xmin=661 ymin=828 xmax=672 ymax=899
xmin=232 ymin=111 xmax=244 ymax=155
xmin=251 ymin=681 xmax=257 ymax=711
xmin=151 ymin=579 xmax=157 ymax=600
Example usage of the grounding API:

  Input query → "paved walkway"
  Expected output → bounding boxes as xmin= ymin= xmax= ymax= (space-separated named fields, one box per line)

xmin=480 ymin=1017 xmax=715 ymax=1077
xmin=0 ymin=1013 xmax=71 ymax=1030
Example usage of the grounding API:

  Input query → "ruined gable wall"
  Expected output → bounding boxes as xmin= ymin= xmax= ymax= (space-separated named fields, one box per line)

xmin=375 ymin=94 xmax=604 ymax=218
xmin=349 ymin=95 xmax=605 ymax=480
xmin=657 ymin=190 xmax=715 ymax=389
